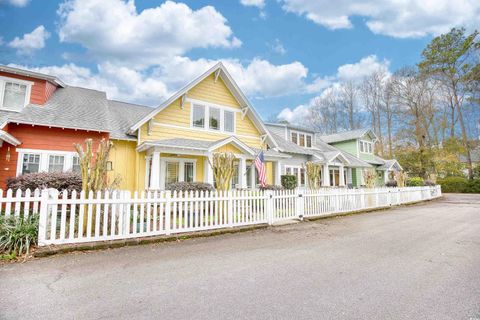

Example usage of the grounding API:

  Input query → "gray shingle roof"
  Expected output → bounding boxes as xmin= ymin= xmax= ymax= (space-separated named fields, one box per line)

xmin=265 ymin=122 xmax=316 ymax=134
xmin=107 ymin=100 xmax=152 ymax=140
xmin=1 ymin=86 xmax=110 ymax=132
xmin=319 ymin=128 xmax=375 ymax=143
xmin=459 ymin=147 xmax=480 ymax=163
xmin=269 ymin=132 xmax=316 ymax=155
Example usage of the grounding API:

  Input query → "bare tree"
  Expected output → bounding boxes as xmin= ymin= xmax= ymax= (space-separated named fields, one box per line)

xmin=339 ymin=80 xmax=359 ymax=130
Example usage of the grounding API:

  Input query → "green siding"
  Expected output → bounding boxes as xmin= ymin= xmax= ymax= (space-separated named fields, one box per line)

xmin=331 ymin=140 xmax=358 ymax=155
xmin=352 ymin=168 xmax=363 ymax=187
xmin=376 ymin=170 xmax=385 ymax=186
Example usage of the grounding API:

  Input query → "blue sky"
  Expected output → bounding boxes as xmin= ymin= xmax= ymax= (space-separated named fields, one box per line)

xmin=0 ymin=0 xmax=478 ymax=122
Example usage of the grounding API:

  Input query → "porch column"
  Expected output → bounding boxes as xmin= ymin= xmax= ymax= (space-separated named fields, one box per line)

xmin=239 ymin=157 xmax=247 ymax=189
xmin=339 ymin=165 xmax=345 ymax=186
xmin=205 ymin=154 xmax=214 ymax=185
xmin=150 ymin=151 xmax=161 ymax=190
xmin=274 ymin=161 xmax=282 ymax=186
xmin=384 ymin=170 xmax=389 ymax=184
xmin=322 ymin=164 xmax=330 ymax=187
xmin=250 ymin=162 xmax=256 ymax=189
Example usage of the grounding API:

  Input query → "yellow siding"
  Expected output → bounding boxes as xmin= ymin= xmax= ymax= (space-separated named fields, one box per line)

xmin=213 ymin=143 xmax=242 ymax=154
xmin=140 ymin=73 xmax=264 ymax=150
xmin=109 ymin=140 xmax=144 ymax=192
xmin=266 ymin=161 xmax=273 ymax=185
xmin=188 ymin=74 xmax=241 ymax=108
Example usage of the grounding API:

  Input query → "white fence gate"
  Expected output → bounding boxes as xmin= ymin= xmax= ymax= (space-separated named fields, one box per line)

xmin=0 ymin=186 xmax=441 ymax=246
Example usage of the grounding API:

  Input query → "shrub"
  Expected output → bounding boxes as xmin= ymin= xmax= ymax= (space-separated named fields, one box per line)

xmin=166 ymin=181 xmax=215 ymax=192
xmin=260 ymin=184 xmax=284 ymax=191
xmin=406 ymin=177 xmax=424 ymax=186
xmin=437 ymin=176 xmax=468 ymax=193
xmin=0 ymin=214 xmax=39 ymax=257
xmin=424 ymin=180 xmax=436 ymax=186
xmin=6 ymin=172 xmax=82 ymax=191
xmin=466 ymin=179 xmax=480 ymax=193
xmin=281 ymin=175 xmax=297 ymax=190
xmin=385 ymin=180 xmax=398 ymax=187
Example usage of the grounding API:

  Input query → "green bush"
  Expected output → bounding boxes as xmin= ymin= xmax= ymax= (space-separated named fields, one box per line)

xmin=466 ymin=179 xmax=480 ymax=193
xmin=0 ymin=214 xmax=39 ymax=257
xmin=281 ymin=175 xmax=297 ymax=190
xmin=166 ymin=181 xmax=215 ymax=192
xmin=406 ymin=177 xmax=424 ymax=186
xmin=437 ymin=176 xmax=469 ymax=193
xmin=6 ymin=171 xmax=82 ymax=191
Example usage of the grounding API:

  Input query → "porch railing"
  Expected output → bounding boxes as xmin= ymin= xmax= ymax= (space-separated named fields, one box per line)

xmin=0 ymin=186 xmax=442 ymax=246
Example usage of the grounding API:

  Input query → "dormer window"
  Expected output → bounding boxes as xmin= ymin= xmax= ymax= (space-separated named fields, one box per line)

xmin=359 ymin=140 xmax=373 ymax=154
xmin=290 ymin=130 xmax=312 ymax=148
xmin=0 ymin=77 xmax=32 ymax=112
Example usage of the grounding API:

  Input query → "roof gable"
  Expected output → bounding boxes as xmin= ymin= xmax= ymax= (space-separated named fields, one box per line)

xmin=129 ymin=62 xmax=277 ymax=148
xmin=320 ymin=128 xmax=378 ymax=144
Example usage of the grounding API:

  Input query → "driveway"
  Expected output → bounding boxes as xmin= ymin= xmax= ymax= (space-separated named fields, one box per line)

xmin=1 ymin=194 xmax=479 ymax=320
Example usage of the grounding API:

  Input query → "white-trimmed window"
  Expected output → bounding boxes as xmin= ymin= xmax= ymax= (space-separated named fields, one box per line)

xmin=224 ymin=110 xmax=234 ymax=133
xmin=16 ymin=149 xmax=80 ymax=176
xmin=21 ymin=154 xmax=40 ymax=174
xmin=359 ymin=140 xmax=373 ymax=154
xmin=190 ymin=99 xmax=237 ymax=134
xmin=72 ymin=156 xmax=81 ymax=173
xmin=48 ymin=155 xmax=65 ymax=172
xmin=192 ymin=104 xmax=205 ymax=128
xmin=285 ymin=165 xmax=306 ymax=187
xmin=160 ymin=158 xmax=197 ymax=189
xmin=0 ymin=77 xmax=33 ymax=112
xmin=209 ymin=107 xmax=220 ymax=130
xmin=290 ymin=131 xmax=313 ymax=148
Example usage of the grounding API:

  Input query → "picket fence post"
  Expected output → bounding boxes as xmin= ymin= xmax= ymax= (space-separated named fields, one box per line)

xmin=165 ymin=191 xmax=171 ymax=235
xmin=296 ymin=189 xmax=304 ymax=220
xmin=38 ymin=189 xmax=49 ymax=246
xmin=227 ymin=190 xmax=233 ymax=228
xmin=266 ymin=190 xmax=274 ymax=225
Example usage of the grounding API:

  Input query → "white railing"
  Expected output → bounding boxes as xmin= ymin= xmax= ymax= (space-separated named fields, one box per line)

xmin=0 ymin=186 xmax=441 ymax=246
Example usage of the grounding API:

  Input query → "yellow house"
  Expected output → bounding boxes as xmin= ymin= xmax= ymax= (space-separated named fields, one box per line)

xmin=109 ymin=63 xmax=288 ymax=192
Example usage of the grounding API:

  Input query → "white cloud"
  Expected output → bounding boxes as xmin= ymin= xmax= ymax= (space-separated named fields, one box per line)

xmin=277 ymin=104 xmax=311 ymax=124
xmin=240 ymin=0 xmax=265 ymax=8
xmin=280 ymin=0 xmax=480 ymax=38
xmin=1 ymin=0 xmax=29 ymax=7
xmin=268 ymin=39 xmax=286 ymax=55
xmin=58 ymin=0 xmax=241 ymax=65
xmin=8 ymin=25 xmax=50 ymax=54
xmin=8 ymin=57 xmax=310 ymax=106
xmin=336 ymin=55 xmax=390 ymax=82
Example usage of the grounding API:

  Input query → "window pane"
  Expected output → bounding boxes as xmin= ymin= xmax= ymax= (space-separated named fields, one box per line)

xmin=22 ymin=154 xmax=40 ymax=174
xmin=192 ymin=104 xmax=205 ymax=128
xmin=72 ymin=156 xmax=81 ymax=173
xmin=209 ymin=107 xmax=220 ymax=130
xmin=300 ymin=168 xmax=305 ymax=186
xmin=306 ymin=135 xmax=312 ymax=148
xmin=166 ymin=162 xmax=179 ymax=185
xmin=286 ymin=167 xmax=291 ymax=175
xmin=3 ymin=82 xmax=27 ymax=111
xmin=299 ymin=134 xmax=305 ymax=147
xmin=48 ymin=155 xmax=65 ymax=172
xmin=291 ymin=132 xmax=297 ymax=144
xmin=360 ymin=142 xmax=364 ymax=152
xmin=224 ymin=110 xmax=234 ymax=132
xmin=184 ymin=162 xmax=194 ymax=183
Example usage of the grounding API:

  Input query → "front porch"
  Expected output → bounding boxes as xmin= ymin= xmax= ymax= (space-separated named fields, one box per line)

xmin=138 ymin=137 xmax=287 ymax=190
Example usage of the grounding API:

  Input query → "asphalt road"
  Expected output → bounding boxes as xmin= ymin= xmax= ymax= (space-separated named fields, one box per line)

xmin=1 ymin=193 xmax=480 ymax=320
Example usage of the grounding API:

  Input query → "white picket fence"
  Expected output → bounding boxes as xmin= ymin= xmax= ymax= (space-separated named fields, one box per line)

xmin=0 ymin=186 xmax=441 ymax=246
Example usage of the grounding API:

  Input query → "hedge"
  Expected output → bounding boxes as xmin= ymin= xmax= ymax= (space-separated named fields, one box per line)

xmin=6 ymin=172 xmax=82 ymax=192
xmin=437 ymin=176 xmax=480 ymax=193
xmin=406 ymin=177 xmax=424 ymax=186
xmin=281 ymin=175 xmax=297 ymax=190
xmin=166 ymin=182 xmax=215 ymax=192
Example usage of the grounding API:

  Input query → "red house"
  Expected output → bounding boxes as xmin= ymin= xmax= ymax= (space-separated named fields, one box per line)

xmin=0 ymin=65 xmax=150 ymax=190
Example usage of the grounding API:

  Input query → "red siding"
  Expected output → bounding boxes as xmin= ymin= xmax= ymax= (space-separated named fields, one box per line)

xmin=0 ymin=124 xmax=109 ymax=190
xmin=0 ymin=71 xmax=58 ymax=105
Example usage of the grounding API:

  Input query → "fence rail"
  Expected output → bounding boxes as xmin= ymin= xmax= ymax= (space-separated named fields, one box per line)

xmin=0 ymin=186 xmax=441 ymax=246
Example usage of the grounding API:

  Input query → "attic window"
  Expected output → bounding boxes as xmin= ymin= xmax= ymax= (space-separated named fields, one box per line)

xmin=0 ymin=77 xmax=32 ymax=112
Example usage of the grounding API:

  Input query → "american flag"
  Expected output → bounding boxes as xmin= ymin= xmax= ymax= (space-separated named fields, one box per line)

xmin=254 ymin=151 xmax=267 ymax=188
